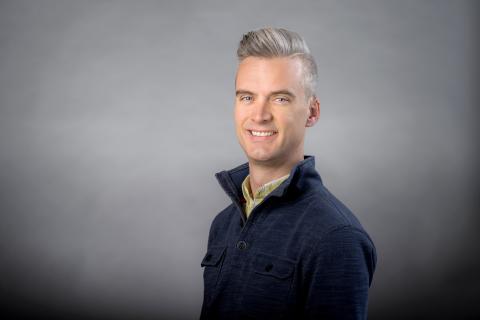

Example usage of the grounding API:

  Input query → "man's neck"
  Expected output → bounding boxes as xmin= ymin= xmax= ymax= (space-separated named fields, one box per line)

xmin=248 ymin=155 xmax=304 ymax=196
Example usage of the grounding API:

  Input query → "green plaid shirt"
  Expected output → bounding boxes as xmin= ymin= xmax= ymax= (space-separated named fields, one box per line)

xmin=241 ymin=174 xmax=290 ymax=218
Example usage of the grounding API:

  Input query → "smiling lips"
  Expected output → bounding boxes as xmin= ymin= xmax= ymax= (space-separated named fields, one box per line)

xmin=247 ymin=129 xmax=278 ymax=139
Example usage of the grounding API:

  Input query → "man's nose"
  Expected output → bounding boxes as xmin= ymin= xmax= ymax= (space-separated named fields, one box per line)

xmin=251 ymin=99 xmax=272 ymax=122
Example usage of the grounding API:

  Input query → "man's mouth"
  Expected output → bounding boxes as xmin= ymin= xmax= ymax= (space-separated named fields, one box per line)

xmin=248 ymin=130 xmax=278 ymax=137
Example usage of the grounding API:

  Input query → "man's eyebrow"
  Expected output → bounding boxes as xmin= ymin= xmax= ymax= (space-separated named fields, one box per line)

xmin=270 ymin=90 xmax=296 ymax=98
xmin=235 ymin=90 xmax=254 ymax=96
xmin=235 ymin=89 xmax=296 ymax=98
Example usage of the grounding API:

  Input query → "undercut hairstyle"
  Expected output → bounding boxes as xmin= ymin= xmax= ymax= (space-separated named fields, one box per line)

xmin=237 ymin=27 xmax=318 ymax=99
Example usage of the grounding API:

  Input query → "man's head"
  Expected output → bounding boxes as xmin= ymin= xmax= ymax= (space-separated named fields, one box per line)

xmin=234 ymin=27 xmax=320 ymax=167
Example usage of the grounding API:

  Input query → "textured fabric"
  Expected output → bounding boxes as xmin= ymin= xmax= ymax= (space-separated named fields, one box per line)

xmin=241 ymin=174 xmax=290 ymax=218
xmin=200 ymin=155 xmax=377 ymax=320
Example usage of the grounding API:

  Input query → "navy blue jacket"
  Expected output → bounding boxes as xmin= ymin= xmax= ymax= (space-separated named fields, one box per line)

xmin=200 ymin=156 xmax=377 ymax=319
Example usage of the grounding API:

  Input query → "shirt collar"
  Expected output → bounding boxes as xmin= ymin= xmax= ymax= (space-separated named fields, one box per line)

xmin=215 ymin=155 xmax=321 ymax=210
xmin=241 ymin=173 xmax=290 ymax=217
xmin=241 ymin=174 xmax=290 ymax=202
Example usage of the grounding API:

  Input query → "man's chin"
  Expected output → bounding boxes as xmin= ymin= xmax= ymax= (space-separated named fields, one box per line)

xmin=246 ymin=153 xmax=284 ymax=166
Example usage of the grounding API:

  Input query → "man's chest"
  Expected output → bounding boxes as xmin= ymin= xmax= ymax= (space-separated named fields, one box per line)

xmin=202 ymin=204 xmax=315 ymax=317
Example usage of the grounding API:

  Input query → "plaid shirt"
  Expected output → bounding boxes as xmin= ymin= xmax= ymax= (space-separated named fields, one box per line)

xmin=241 ymin=174 xmax=290 ymax=218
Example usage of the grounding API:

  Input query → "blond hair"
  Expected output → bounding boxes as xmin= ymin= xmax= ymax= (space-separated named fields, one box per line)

xmin=237 ymin=27 xmax=318 ymax=98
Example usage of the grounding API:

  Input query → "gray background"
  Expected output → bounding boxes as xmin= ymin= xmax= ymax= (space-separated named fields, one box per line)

xmin=0 ymin=0 xmax=478 ymax=319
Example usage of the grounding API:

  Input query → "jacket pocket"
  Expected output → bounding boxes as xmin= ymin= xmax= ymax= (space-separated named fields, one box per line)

xmin=241 ymin=252 xmax=295 ymax=319
xmin=201 ymin=246 xmax=227 ymax=299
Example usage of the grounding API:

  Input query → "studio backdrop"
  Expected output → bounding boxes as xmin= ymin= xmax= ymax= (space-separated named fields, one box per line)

xmin=0 ymin=0 xmax=478 ymax=319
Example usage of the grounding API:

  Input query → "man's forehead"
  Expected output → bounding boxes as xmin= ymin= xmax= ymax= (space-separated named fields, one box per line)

xmin=236 ymin=56 xmax=303 ymax=74
xmin=235 ymin=57 xmax=304 ymax=91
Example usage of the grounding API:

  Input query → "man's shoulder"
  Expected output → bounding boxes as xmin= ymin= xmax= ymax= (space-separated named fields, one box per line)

xmin=209 ymin=203 xmax=237 ymax=229
xmin=205 ymin=203 xmax=240 ymax=246
xmin=291 ymin=187 xmax=376 ymax=272
xmin=294 ymin=185 xmax=371 ymax=240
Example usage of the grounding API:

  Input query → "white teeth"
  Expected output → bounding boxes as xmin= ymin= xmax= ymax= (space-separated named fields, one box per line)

xmin=251 ymin=130 xmax=276 ymax=137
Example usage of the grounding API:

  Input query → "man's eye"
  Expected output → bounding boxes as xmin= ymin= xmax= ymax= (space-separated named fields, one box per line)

xmin=240 ymin=96 xmax=253 ymax=101
xmin=275 ymin=97 xmax=290 ymax=103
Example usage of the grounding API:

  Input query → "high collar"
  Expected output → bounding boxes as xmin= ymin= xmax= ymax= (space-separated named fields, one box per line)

xmin=215 ymin=155 xmax=322 ymax=208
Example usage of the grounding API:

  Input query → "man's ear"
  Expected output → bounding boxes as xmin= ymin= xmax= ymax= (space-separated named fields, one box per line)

xmin=306 ymin=96 xmax=320 ymax=127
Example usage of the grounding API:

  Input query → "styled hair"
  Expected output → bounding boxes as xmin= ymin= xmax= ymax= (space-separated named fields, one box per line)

xmin=237 ymin=27 xmax=318 ymax=98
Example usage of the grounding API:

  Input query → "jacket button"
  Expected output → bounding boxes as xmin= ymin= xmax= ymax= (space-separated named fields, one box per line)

xmin=236 ymin=240 xmax=247 ymax=250
xmin=265 ymin=263 xmax=273 ymax=272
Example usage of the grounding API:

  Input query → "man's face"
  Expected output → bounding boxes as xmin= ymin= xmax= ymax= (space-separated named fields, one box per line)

xmin=234 ymin=56 xmax=318 ymax=166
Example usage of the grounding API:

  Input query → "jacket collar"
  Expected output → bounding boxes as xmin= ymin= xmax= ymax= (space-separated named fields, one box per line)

xmin=215 ymin=155 xmax=322 ymax=208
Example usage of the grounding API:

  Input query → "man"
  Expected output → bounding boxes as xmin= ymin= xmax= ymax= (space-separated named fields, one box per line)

xmin=200 ymin=27 xmax=376 ymax=320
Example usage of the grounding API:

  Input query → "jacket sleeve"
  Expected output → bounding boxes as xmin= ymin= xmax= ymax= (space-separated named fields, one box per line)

xmin=301 ymin=226 xmax=377 ymax=319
